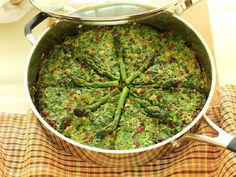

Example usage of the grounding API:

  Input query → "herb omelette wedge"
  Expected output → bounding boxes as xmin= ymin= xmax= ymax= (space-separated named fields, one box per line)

xmin=34 ymin=24 xmax=207 ymax=150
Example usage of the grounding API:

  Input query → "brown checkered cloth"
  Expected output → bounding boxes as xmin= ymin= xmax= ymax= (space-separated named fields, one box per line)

xmin=0 ymin=85 xmax=236 ymax=177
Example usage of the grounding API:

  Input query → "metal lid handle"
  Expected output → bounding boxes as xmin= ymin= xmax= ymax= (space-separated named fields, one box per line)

xmin=174 ymin=0 xmax=201 ymax=15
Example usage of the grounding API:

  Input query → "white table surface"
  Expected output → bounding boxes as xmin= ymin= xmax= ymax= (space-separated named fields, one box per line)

xmin=0 ymin=0 xmax=236 ymax=114
xmin=208 ymin=0 xmax=236 ymax=86
xmin=0 ymin=10 xmax=48 ymax=114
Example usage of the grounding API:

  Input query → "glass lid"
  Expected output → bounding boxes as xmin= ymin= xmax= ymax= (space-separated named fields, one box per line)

xmin=30 ymin=0 xmax=180 ymax=22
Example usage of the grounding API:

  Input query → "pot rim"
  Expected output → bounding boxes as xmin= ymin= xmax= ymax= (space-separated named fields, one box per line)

xmin=24 ymin=13 xmax=216 ymax=154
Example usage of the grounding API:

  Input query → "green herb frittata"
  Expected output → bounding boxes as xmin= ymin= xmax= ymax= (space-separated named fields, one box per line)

xmin=34 ymin=24 xmax=207 ymax=150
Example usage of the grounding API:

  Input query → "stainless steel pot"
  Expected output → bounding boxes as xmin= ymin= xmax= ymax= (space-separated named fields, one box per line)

xmin=24 ymin=10 xmax=236 ymax=167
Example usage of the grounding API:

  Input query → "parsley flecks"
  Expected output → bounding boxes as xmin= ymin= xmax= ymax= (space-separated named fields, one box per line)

xmin=34 ymin=24 xmax=207 ymax=150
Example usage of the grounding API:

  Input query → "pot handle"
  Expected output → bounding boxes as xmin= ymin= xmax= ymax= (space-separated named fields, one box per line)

xmin=174 ymin=0 xmax=201 ymax=16
xmin=24 ymin=12 xmax=49 ymax=45
xmin=179 ymin=114 xmax=236 ymax=152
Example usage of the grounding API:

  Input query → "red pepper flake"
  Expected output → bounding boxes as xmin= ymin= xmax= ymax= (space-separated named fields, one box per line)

xmin=138 ymin=118 xmax=145 ymax=124
xmin=178 ymin=80 xmax=182 ymax=84
xmin=52 ymin=67 xmax=59 ymax=72
xmin=156 ymin=95 xmax=162 ymax=100
xmin=167 ymin=56 xmax=177 ymax=63
xmin=42 ymin=111 xmax=50 ymax=117
xmin=81 ymin=63 xmax=88 ymax=69
xmin=168 ymin=123 xmax=177 ymax=129
xmin=95 ymin=35 xmax=100 ymax=41
xmin=173 ymin=87 xmax=180 ymax=92
xmin=136 ymin=127 xmax=145 ymax=134
xmin=136 ymin=108 xmax=142 ymax=113
xmin=63 ymin=119 xmax=69 ymax=127
xmin=167 ymin=105 xmax=174 ymax=111
xmin=158 ymin=33 xmax=163 ymax=41
xmin=146 ymin=70 xmax=153 ymax=75
xmin=192 ymin=110 xmax=200 ymax=118
xmin=35 ymin=91 xmax=43 ymax=98
xmin=182 ymin=119 xmax=187 ymax=125
xmin=124 ymin=31 xmax=129 ymax=36
xmin=184 ymin=68 xmax=189 ymax=74
xmin=96 ymin=90 xmax=101 ymax=94
xmin=65 ymin=105 xmax=71 ymax=111
xmin=178 ymin=111 xmax=183 ymax=117
xmin=142 ymin=44 xmax=147 ymax=49
xmin=96 ymin=27 xmax=101 ymax=32
xmin=167 ymin=57 xmax=172 ymax=63
xmin=139 ymin=88 xmax=146 ymax=94
xmin=48 ymin=121 xmax=56 ymax=127
xmin=168 ymin=42 xmax=174 ymax=50
xmin=65 ymin=43 xmax=72 ymax=49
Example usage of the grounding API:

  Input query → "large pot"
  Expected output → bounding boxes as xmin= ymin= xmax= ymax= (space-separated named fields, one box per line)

xmin=24 ymin=9 xmax=236 ymax=167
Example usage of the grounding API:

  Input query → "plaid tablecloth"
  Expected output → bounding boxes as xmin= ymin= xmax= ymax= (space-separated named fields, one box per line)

xmin=0 ymin=85 xmax=236 ymax=177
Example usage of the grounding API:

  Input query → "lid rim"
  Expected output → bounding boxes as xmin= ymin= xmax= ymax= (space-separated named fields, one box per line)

xmin=30 ymin=0 xmax=179 ymax=23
